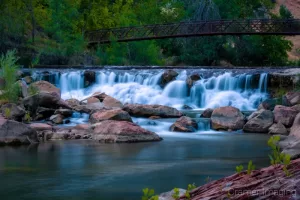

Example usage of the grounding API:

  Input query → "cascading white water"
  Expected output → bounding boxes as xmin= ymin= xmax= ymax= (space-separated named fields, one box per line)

xmin=34 ymin=70 xmax=268 ymax=111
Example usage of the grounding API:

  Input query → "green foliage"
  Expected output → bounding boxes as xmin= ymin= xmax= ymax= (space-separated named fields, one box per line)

xmin=0 ymin=50 xmax=20 ymax=103
xmin=3 ymin=107 xmax=11 ymax=119
xmin=141 ymin=188 xmax=158 ymax=200
xmin=172 ymin=188 xmax=180 ymax=200
xmin=0 ymin=0 xmax=296 ymax=66
xmin=185 ymin=183 xmax=196 ymax=200
xmin=268 ymin=136 xmax=292 ymax=177
xmin=24 ymin=111 xmax=32 ymax=123
xmin=279 ymin=5 xmax=293 ymax=19
xmin=235 ymin=165 xmax=244 ymax=174
xmin=247 ymin=160 xmax=255 ymax=175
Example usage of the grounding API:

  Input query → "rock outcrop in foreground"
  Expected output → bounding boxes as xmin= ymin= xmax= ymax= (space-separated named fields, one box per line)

xmin=179 ymin=159 xmax=300 ymax=200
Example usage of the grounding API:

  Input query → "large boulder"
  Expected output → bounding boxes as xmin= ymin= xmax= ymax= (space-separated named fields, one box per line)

xmin=268 ymin=123 xmax=288 ymax=135
xmin=211 ymin=106 xmax=245 ymax=131
xmin=1 ymin=103 xmax=25 ymax=121
xmin=123 ymin=104 xmax=183 ymax=118
xmin=170 ymin=116 xmax=198 ymax=132
xmin=243 ymin=109 xmax=274 ymax=133
xmin=82 ymin=93 xmax=123 ymax=108
xmin=186 ymin=74 xmax=201 ymax=88
xmin=90 ymin=109 xmax=132 ymax=124
xmin=92 ymin=120 xmax=162 ymax=143
xmin=84 ymin=70 xmax=96 ymax=87
xmin=23 ymin=92 xmax=71 ymax=113
xmin=30 ymin=81 xmax=60 ymax=97
xmin=291 ymin=113 xmax=300 ymax=138
xmin=0 ymin=117 xmax=38 ymax=145
xmin=274 ymin=105 xmax=298 ymax=127
xmin=292 ymin=104 xmax=300 ymax=112
xmin=200 ymin=108 xmax=214 ymax=118
xmin=160 ymin=70 xmax=178 ymax=88
xmin=283 ymin=92 xmax=300 ymax=106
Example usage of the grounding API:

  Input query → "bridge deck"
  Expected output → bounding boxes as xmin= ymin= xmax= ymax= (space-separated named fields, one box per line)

xmin=86 ymin=19 xmax=300 ymax=44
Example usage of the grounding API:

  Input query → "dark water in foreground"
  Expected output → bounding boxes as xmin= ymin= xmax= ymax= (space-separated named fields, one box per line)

xmin=0 ymin=133 xmax=270 ymax=200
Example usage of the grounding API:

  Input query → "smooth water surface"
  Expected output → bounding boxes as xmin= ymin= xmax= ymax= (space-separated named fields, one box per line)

xmin=0 ymin=133 xmax=270 ymax=200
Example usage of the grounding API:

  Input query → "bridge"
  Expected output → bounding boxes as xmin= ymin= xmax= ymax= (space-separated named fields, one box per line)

xmin=86 ymin=19 xmax=300 ymax=44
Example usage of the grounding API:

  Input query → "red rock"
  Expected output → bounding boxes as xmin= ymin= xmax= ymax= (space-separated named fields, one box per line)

xmin=31 ymin=81 xmax=60 ymax=97
xmin=181 ymin=159 xmax=300 ymax=200
xmin=170 ymin=116 xmax=198 ymax=132
xmin=30 ymin=123 xmax=52 ymax=131
xmin=291 ymin=113 xmax=300 ymax=138
xmin=90 ymin=109 xmax=132 ymax=123
xmin=211 ymin=106 xmax=245 ymax=131
xmin=284 ymin=92 xmax=300 ymax=106
xmin=92 ymin=120 xmax=162 ymax=143
xmin=274 ymin=105 xmax=298 ymax=127
xmin=123 ymin=104 xmax=183 ymax=118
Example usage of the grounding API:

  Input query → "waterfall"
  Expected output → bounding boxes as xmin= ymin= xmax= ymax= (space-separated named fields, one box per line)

xmin=32 ymin=70 xmax=268 ymax=110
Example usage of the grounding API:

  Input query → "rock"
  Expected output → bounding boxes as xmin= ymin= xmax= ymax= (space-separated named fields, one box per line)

xmin=243 ymin=109 xmax=274 ymax=133
xmin=65 ymin=98 xmax=80 ymax=108
xmin=84 ymin=70 xmax=96 ymax=87
xmin=123 ymin=104 xmax=183 ymax=118
xmin=149 ymin=116 xmax=161 ymax=120
xmin=29 ymin=123 xmax=53 ymax=131
xmin=1 ymin=103 xmax=25 ymax=121
xmin=211 ymin=106 xmax=245 ymax=131
xmin=87 ymin=97 xmax=100 ymax=104
xmin=102 ymin=95 xmax=123 ymax=108
xmin=50 ymin=114 xmax=64 ymax=124
xmin=0 ymin=117 xmax=38 ymax=145
xmin=23 ymin=76 xmax=34 ymax=85
xmin=170 ymin=116 xmax=198 ymax=132
xmin=186 ymin=74 xmax=201 ymax=88
xmin=74 ymin=104 xmax=104 ymax=114
xmin=54 ymin=109 xmax=73 ymax=117
xmin=30 ymin=81 xmax=60 ymax=97
xmin=34 ymin=107 xmax=55 ymax=120
xmin=90 ymin=109 xmax=132 ymax=124
xmin=82 ymin=93 xmax=123 ymax=108
xmin=292 ymin=104 xmax=300 ymax=112
xmin=92 ymin=120 xmax=162 ymax=143
xmin=200 ymin=108 xmax=214 ymax=118
xmin=158 ymin=189 xmax=186 ymax=200
xmin=274 ymin=105 xmax=298 ymax=127
xmin=23 ymin=92 xmax=70 ymax=112
xmin=185 ymin=158 xmax=300 ymax=199
xmin=257 ymin=99 xmax=277 ymax=111
xmin=182 ymin=105 xmax=193 ymax=110
xmin=268 ymin=123 xmax=288 ymax=135
xmin=160 ymin=70 xmax=178 ymax=88
xmin=291 ymin=113 xmax=300 ymax=138
xmin=284 ymin=92 xmax=300 ymax=106
xmin=74 ymin=124 xmax=91 ymax=130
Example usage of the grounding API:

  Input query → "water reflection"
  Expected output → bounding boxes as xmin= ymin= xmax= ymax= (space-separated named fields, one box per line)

xmin=0 ymin=134 xmax=270 ymax=200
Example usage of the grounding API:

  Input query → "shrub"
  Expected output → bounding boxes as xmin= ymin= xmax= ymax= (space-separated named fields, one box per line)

xmin=141 ymin=188 xmax=158 ymax=200
xmin=0 ymin=50 xmax=20 ymax=103
xmin=268 ymin=136 xmax=292 ymax=177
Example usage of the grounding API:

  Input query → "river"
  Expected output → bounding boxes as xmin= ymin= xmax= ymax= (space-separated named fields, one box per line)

xmin=0 ymin=68 xmax=274 ymax=199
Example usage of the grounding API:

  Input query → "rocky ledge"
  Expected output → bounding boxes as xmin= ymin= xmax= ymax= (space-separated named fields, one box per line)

xmin=167 ymin=159 xmax=300 ymax=200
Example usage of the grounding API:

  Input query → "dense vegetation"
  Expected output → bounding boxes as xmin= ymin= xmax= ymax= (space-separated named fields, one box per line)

xmin=0 ymin=0 xmax=298 ymax=66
